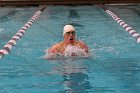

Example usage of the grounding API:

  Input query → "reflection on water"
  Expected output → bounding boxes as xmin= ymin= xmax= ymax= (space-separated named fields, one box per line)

xmin=67 ymin=8 xmax=83 ymax=27
xmin=63 ymin=73 xmax=91 ymax=93
xmin=53 ymin=60 xmax=92 ymax=93
xmin=0 ymin=10 xmax=17 ymax=22
xmin=68 ymin=9 xmax=80 ymax=18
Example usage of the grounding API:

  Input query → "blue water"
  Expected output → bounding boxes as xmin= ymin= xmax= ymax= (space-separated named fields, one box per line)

xmin=0 ymin=5 xmax=140 ymax=93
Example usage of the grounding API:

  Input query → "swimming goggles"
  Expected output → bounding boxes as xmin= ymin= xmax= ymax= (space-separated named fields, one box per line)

xmin=66 ymin=31 xmax=75 ymax=35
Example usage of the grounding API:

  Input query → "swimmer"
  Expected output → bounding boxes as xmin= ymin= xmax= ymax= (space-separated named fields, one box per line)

xmin=48 ymin=24 xmax=89 ymax=57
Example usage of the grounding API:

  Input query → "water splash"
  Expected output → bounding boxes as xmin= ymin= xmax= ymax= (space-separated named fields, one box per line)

xmin=64 ymin=45 xmax=88 ymax=57
xmin=42 ymin=45 xmax=89 ymax=59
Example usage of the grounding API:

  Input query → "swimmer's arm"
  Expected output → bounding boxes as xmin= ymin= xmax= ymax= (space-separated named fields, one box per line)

xmin=79 ymin=41 xmax=89 ymax=53
xmin=48 ymin=43 xmax=61 ymax=54
xmin=84 ymin=44 xmax=89 ymax=53
xmin=47 ymin=43 xmax=64 ymax=59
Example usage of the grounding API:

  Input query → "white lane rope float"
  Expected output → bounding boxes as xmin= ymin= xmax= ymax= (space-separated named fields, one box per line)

xmin=0 ymin=5 xmax=47 ymax=59
xmin=99 ymin=4 xmax=140 ymax=43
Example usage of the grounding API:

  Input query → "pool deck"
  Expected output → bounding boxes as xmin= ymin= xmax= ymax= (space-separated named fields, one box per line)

xmin=0 ymin=0 xmax=140 ymax=6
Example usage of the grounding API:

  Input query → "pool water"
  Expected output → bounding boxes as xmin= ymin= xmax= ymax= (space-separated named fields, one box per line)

xmin=0 ymin=5 xmax=140 ymax=93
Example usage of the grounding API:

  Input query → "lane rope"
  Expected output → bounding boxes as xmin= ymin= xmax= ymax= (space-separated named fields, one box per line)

xmin=99 ymin=4 xmax=140 ymax=43
xmin=0 ymin=5 xmax=47 ymax=59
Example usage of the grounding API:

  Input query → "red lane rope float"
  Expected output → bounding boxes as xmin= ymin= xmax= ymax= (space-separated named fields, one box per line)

xmin=99 ymin=4 xmax=140 ymax=43
xmin=0 ymin=5 xmax=47 ymax=59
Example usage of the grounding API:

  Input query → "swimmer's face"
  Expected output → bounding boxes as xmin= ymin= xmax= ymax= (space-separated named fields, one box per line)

xmin=64 ymin=30 xmax=75 ymax=44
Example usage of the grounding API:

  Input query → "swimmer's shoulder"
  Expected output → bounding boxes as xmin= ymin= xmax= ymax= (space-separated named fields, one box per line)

xmin=56 ymin=41 xmax=65 ymax=48
xmin=50 ymin=41 xmax=64 ymax=50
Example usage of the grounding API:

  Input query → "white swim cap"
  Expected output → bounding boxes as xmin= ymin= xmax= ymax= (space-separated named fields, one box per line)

xmin=63 ymin=25 xmax=75 ymax=36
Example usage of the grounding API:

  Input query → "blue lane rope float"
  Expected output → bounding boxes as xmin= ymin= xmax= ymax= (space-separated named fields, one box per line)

xmin=99 ymin=4 xmax=140 ymax=43
xmin=0 ymin=5 xmax=47 ymax=59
